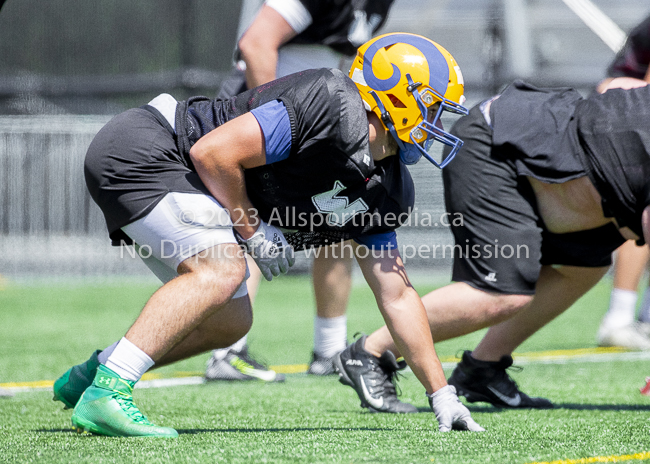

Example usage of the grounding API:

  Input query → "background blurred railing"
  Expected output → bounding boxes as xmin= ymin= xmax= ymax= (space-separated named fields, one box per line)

xmin=0 ymin=0 xmax=648 ymax=277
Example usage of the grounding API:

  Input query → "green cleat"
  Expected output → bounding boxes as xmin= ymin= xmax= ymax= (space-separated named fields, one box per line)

xmin=71 ymin=365 xmax=178 ymax=438
xmin=53 ymin=350 xmax=101 ymax=409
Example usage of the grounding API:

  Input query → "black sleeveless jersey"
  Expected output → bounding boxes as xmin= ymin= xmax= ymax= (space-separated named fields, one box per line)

xmin=176 ymin=68 xmax=414 ymax=248
xmin=490 ymin=81 xmax=586 ymax=183
xmin=290 ymin=0 xmax=394 ymax=56
xmin=575 ymin=85 xmax=650 ymax=244
xmin=490 ymin=81 xmax=650 ymax=244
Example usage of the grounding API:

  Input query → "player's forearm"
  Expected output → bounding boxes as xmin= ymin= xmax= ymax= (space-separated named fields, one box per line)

xmin=237 ymin=4 xmax=296 ymax=88
xmin=238 ymin=25 xmax=280 ymax=88
xmin=191 ymin=159 xmax=259 ymax=239
xmin=356 ymin=248 xmax=448 ymax=394
xmin=598 ymin=76 xmax=648 ymax=93
xmin=241 ymin=48 xmax=279 ymax=88
xmin=190 ymin=143 xmax=259 ymax=239
xmin=378 ymin=288 xmax=448 ymax=394
xmin=188 ymin=116 xmax=264 ymax=239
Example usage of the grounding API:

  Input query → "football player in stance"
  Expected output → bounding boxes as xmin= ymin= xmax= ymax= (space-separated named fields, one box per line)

xmin=335 ymin=75 xmax=650 ymax=411
xmin=52 ymin=33 xmax=483 ymax=437
xmin=595 ymin=14 xmax=650 ymax=351
xmin=205 ymin=0 xmax=396 ymax=383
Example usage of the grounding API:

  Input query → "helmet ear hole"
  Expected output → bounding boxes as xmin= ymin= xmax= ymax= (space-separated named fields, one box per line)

xmin=387 ymin=94 xmax=407 ymax=108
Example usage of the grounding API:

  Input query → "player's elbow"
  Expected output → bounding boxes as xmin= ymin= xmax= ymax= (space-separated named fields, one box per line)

xmin=189 ymin=142 xmax=208 ymax=170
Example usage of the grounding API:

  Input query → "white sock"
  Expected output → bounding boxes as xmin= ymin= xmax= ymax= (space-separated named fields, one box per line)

xmin=97 ymin=342 xmax=118 ymax=365
xmin=638 ymin=289 xmax=650 ymax=323
xmin=211 ymin=335 xmax=248 ymax=361
xmin=313 ymin=315 xmax=347 ymax=358
xmin=601 ymin=288 xmax=637 ymax=330
xmin=103 ymin=337 xmax=155 ymax=382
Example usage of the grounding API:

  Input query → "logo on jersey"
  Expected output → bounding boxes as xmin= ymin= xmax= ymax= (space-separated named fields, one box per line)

xmin=485 ymin=272 xmax=497 ymax=282
xmin=311 ymin=181 xmax=369 ymax=227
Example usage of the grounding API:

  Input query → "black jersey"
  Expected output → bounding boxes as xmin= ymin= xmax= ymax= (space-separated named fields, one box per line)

xmin=291 ymin=0 xmax=394 ymax=56
xmin=490 ymin=81 xmax=650 ymax=244
xmin=176 ymin=68 xmax=414 ymax=245
xmin=86 ymin=68 xmax=413 ymax=247
xmin=490 ymin=81 xmax=586 ymax=183
xmin=575 ymin=85 xmax=650 ymax=243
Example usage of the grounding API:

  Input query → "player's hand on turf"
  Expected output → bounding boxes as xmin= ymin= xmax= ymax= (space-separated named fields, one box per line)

xmin=428 ymin=385 xmax=485 ymax=432
xmin=240 ymin=221 xmax=295 ymax=281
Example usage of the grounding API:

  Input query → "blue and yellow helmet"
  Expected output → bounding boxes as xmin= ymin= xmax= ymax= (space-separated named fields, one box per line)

xmin=349 ymin=33 xmax=468 ymax=168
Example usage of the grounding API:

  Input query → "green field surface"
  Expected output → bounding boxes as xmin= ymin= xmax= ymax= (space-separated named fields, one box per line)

xmin=1 ymin=275 xmax=649 ymax=463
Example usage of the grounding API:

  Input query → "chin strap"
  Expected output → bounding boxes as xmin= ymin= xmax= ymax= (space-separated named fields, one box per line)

xmin=368 ymin=90 xmax=422 ymax=165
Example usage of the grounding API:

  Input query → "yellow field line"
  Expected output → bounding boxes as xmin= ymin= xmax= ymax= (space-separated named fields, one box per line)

xmin=0 ymin=347 xmax=642 ymax=391
xmin=1 ymin=380 xmax=53 ymax=389
xmin=438 ymin=347 xmax=628 ymax=364
xmin=527 ymin=451 xmax=650 ymax=464
xmin=514 ymin=346 xmax=628 ymax=359
xmin=269 ymin=363 xmax=309 ymax=374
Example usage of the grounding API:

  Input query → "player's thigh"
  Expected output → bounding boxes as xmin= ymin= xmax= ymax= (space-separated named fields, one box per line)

xmin=541 ymin=223 xmax=625 ymax=269
xmin=541 ymin=223 xmax=623 ymax=293
xmin=551 ymin=264 xmax=609 ymax=289
xmin=122 ymin=192 xmax=249 ymax=296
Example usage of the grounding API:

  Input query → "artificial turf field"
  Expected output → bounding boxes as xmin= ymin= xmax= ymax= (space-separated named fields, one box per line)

xmin=0 ymin=275 xmax=649 ymax=463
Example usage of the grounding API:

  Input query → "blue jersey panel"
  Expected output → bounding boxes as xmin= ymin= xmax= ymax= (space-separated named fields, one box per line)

xmin=353 ymin=231 xmax=398 ymax=250
xmin=250 ymin=100 xmax=292 ymax=164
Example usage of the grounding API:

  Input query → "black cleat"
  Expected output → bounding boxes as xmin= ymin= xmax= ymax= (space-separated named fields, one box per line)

xmin=307 ymin=352 xmax=337 ymax=376
xmin=448 ymin=350 xmax=553 ymax=409
xmin=333 ymin=335 xmax=417 ymax=413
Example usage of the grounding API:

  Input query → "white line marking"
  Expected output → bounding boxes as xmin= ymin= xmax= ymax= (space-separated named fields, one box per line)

xmin=136 ymin=377 xmax=205 ymax=389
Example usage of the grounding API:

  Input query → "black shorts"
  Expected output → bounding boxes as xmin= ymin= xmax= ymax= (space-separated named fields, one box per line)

xmin=84 ymin=107 xmax=208 ymax=244
xmin=442 ymin=105 xmax=625 ymax=295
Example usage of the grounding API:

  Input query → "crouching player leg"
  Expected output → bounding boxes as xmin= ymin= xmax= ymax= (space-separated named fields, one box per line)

xmin=53 ymin=192 xmax=267 ymax=437
xmin=334 ymin=236 xmax=483 ymax=432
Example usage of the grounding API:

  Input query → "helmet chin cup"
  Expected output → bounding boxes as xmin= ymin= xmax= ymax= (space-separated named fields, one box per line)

xmin=398 ymin=142 xmax=422 ymax=165
xmin=368 ymin=85 xmax=467 ymax=169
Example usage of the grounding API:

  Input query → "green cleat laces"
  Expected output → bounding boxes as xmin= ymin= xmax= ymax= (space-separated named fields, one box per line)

xmin=71 ymin=364 xmax=178 ymax=438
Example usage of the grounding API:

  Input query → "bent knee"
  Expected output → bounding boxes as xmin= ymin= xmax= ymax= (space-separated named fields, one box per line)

xmin=183 ymin=243 xmax=248 ymax=301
